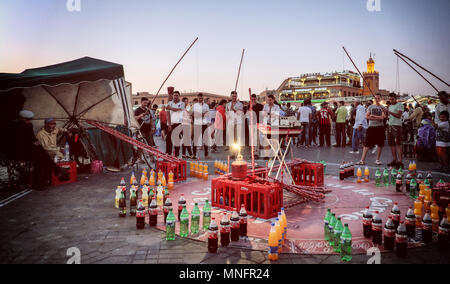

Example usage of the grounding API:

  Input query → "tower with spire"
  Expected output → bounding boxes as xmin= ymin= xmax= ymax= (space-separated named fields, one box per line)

xmin=363 ymin=53 xmax=379 ymax=96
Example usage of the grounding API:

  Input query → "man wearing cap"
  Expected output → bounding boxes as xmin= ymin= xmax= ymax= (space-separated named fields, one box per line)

xmin=36 ymin=118 xmax=68 ymax=159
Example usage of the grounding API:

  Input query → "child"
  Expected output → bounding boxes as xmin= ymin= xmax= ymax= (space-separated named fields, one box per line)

xmin=432 ymin=111 xmax=450 ymax=171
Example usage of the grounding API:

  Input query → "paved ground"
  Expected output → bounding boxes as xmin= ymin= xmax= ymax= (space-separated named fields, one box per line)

xmin=0 ymin=136 xmax=449 ymax=264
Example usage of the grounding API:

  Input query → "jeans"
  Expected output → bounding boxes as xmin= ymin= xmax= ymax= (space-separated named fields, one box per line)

xmin=309 ymin=122 xmax=317 ymax=145
xmin=352 ymin=127 xmax=366 ymax=152
xmin=299 ymin=122 xmax=310 ymax=146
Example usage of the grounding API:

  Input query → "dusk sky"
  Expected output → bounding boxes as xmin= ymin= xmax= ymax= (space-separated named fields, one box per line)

xmin=1 ymin=0 xmax=449 ymax=99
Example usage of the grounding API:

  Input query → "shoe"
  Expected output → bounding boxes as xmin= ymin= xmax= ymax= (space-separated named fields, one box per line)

xmin=349 ymin=151 xmax=359 ymax=154
xmin=387 ymin=161 xmax=397 ymax=167
xmin=375 ymin=160 xmax=383 ymax=165
xmin=356 ymin=160 xmax=365 ymax=165
xmin=333 ymin=144 xmax=340 ymax=147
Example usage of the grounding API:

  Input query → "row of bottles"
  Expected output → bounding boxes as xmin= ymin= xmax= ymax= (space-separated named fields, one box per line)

xmin=190 ymin=161 xmax=209 ymax=180
xmin=268 ymin=209 xmax=288 ymax=261
xmin=323 ymin=209 xmax=352 ymax=262
xmin=214 ymin=160 xmax=229 ymax=176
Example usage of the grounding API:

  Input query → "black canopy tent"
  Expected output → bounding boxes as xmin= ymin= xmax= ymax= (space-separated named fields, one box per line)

xmin=0 ymin=57 xmax=139 ymax=169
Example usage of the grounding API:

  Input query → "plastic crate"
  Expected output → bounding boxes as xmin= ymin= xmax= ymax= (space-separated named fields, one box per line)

xmin=291 ymin=163 xmax=324 ymax=187
xmin=156 ymin=160 xmax=187 ymax=183
xmin=52 ymin=161 xmax=77 ymax=186
xmin=211 ymin=177 xmax=283 ymax=219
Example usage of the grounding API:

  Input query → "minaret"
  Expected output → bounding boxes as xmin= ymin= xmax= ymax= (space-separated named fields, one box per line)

xmin=363 ymin=53 xmax=379 ymax=96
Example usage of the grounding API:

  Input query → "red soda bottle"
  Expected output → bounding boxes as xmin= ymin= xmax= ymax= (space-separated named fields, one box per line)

xmin=239 ymin=204 xmax=248 ymax=238
xmin=422 ymin=210 xmax=433 ymax=244
xmin=371 ymin=211 xmax=382 ymax=245
xmin=208 ymin=217 xmax=219 ymax=253
xmin=383 ymin=216 xmax=396 ymax=250
xmin=395 ymin=221 xmax=408 ymax=257
xmin=149 ymin=197 xmax=158 ymax=227
xmin=136 ymin=200 xmax=146 ymax=230
xmin=220 ymin=212 xmax=231 ymax=247
xmin=178 ymin=194 xmax=186 ymax=221
xmin=438 ymin=215 xmax=449 ymax=249
xmin=362 ymin=206 xmax=373 ymax=238
xmin=390 ymin=202 xmax=401 ymax=229
xmin=230 ymin=208 xmax=240 ymax=242
xmin=163 ymin=196 xmax=172 ymax=224
xmin=405 ymin=206 xmax=416 ymax=238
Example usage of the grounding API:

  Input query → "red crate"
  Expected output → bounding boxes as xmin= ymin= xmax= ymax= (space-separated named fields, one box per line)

xmin=211 ymin=177 xmax=283 ymax=219
xmin=52 ymin=161 xmax=77 ymax=186
xmin=156 ymin=160 xmax=187 ymax=182
xmin=291 ymin=163 xmax=324 ymax=187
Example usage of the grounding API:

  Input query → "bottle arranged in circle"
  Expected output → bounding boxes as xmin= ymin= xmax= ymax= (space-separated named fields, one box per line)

xmin=383 ymin=169 xmax=389 ymax=187
xmin=390 ymin=202 xmax=401 ymax=229
xmin=425 ymin=172 xmax=433 ymax=188
xmin=203 ymin=200 xmax=212 ymax=230
xmin=364 ymin=166 xmax=370 ymax=183
xmin=281 ymin=208 xmax=288 ymax=242
xmin=339 ymin=163 xmax=345 ymax=180
xmin=220 ymin=212 xmax=231 ymax=247
xmin=375 ymin=169 xmax=382 ymax=187
xmin=180 ymin=205 xmax=189 ymax=237
xmin=268 ymin=223 xmax=279 ymax=261
xmin=371 ymin=211 xmax=383 ymax=245
xmin=163 ymin=196 xmax=172 ymax=224
xmin=239 ymin=204 xmax=248 ymax=238
xmin=166 ymin=208 xmax=176 ymax=241
xmin=422 ymin=210 xmax=433 ymax=244
xmin=148 ymin=197 xmax=158 ymax=227
xmin=190 ymin=203 xmax=201 ymax=235
xmin=438 ymin=215 xmax=449 ymax=249
xmin=405 ymin=174 xmax=412 ymax=192
xmin=395 ymin=174 xmax=403 ymax=192
xmin=410 ymin=179 xmax=417 ymax=199
xmin=340 ymin=224 xmax=352 ymax=262
xmin=390 ymin=168 xmax=397 ymax=186
xmin=208 ymin=217 xmax=219 ymax=253
xmin=362 ymin=206 xmax=373 ymax=238
xmin=405 ymin=206 xmax=416 ymax=238
xmin=136 ymin=200 xmax=146 ymax=230
xmin=383 ymin=216 xmax=396 ymax=251
xmin=177 ymin=194 xmax=186 ymax=221
xmin=118 ymin=190 xmax=127 ymax=217
xmin=230 ymin=208 xmax=240 ymax=242
xmin=130 ymin=187 xmax=137 ymax=216
xmin=328 ymin=213 xmax=337 ymax=247
xmin=333 ymin=217 xmax=344 ymax=253
xmin=416 ymin=173 xmax=424 ymax=185
xmin=395 ymin=221 xmax=408 ymax=257
xmin=324 ymin=208 xmax=332 ymax=241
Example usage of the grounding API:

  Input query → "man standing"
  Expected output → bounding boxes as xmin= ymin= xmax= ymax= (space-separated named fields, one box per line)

xmin=193 ymin=93 xmax=210 ymax=158
xmin=248 ymin=94 xmax=264 ymax=157
xmin=213 ymin=99 xmax=227 ymax=152
xmin=226 ymin=91 xmax=244 ymax=152
xmin=36 ymin=118 xmax=68 ymax=160
xmin=317 ymin=102 xmax=333 ymax=147
xmin=435 ymin=91 xmax=450 ymax=124
xmin=297 ymin=102 xmax=312 ymax=147
xmin=166 ymin=91 xmax=185 ymax=157
xmin=334 ymin=101 xmax=348 ymax=147
xmin=261 ymin=95 xmax=282 ymax=157
xmin=305 ymin=99 xmax=318 ymax=146
xmin=357 ymin=94 xmax=386 ymax=166
xmin=384 ymin=93 xmax=404 ymax=168
xmin=181 ymin=97 xmax=194 ymax=159
xmin=349 ymin=101 xmax=368 ymax=154
xmin=134 ymin=98 xmax=154 ymax=147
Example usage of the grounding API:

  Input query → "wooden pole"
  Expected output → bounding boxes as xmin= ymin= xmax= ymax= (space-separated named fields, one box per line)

xmin=342 ymin=47 xmax=375 ymax=97
xmin=248 ymin=88 xmax=255 ymax=177
xmin=235 ymin=49 xmax=245 ymax=92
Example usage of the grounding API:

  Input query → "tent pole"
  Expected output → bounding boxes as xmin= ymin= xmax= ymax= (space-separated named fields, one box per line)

xmin=72 ymin=83 xmax=82 ymax=116
xmin=235 ymin=49 xmax=245 ymax=92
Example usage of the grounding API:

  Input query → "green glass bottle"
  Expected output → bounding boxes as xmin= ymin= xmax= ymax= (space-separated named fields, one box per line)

xmin=180 ymin=205 xmax=189 ymax=237
xmin=340 ymin=224 xmax=352 ymax=262
xmin=149 ymin=188 xmax=155 ymax=203
xmin=324 ymin=208 xmax=332 ymax=241
xmin=410 ymin=179 xmax=417 ymax=199
xmin=375 ymin=169 xmax=382 ymax=187
xmin=328 ymin=213 xmax=337 ymax=247
xmin=118 ymin=190 xmax=127 ymax=217
xmin=398 ymin=167 xmax=404 ymax=178
xmin=333 ymin=217 xmax=344 ymax=253
xmin=191 ymin=203 xmax=201 ymax=234
xmin=166 ymin=208 xmax=176 ymax=241
xmin=390 ymin=168 xmax=398 ymax=186
xmin=202 ymin=200 xmax=212 ymax=230
xmin=383 ymin=168 xmax=390 ymax=187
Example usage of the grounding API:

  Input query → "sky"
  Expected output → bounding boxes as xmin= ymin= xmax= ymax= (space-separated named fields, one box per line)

xmin=1 ymin=0 xmax=449 ymax=100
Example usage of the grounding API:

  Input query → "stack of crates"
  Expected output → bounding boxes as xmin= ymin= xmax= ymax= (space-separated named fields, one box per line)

xmin=156 ymin=160 xmax=187 ymax=183
xmin=291 ymin=162 xmax=324 ymax=187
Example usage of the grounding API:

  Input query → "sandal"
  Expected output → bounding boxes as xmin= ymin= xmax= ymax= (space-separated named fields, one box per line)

xmin=356 ymin=160 xmax=365 ymax=165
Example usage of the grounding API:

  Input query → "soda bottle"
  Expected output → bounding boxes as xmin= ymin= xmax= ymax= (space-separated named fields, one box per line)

xmin=410 ymin=179 xmax=417 ymax=199
xmin=239 ymin=204 xmax=248 ymax=238
xmin=390 ymin=168 xmax=397 ymax=186
xmin=356 ymin=167 xmax=362 ymax=184
xmin=339 ymin=163 xmax=345 ymax=180
xmin=425 ymin=172 xmax=433 ymax=188
xmin=405 ymin=206 xmax=416 ymax=238
xmin=142 ymin=185 xmax=149 ymax=208
xmin=230 ymin=208 xmax=240 ymax=242
xmin=328 ymin=213 xmax=337 ymax=247
xmin=220 ymin=213 xmax=230 ymax=247
xmin=177 ymin=194 xmax=186 ymax=221
xmin=422 ymin=210 xmax=433 ymax=244
xmin=130 ymin=171 xmax=136 ymax=186
xmin=405 ymin=173 xmax=412 ymax=192
xmin=418 ymin=183 xmax=426 ymax=201
xmin=157 ymin=170 xmax=163 ymax=184
xmin=130 ymin=187 xmax=137 ymax=216
xmin=375 ymin=169 xmax=382 ymax=187
xmin=203 ymin=200 xmax=212 ymax=230
xmin=119 ymin=177 xmax=126 ymax=187
xmin=446 ymin=205 xmax=450 ymax=222
xmin=438 ymin=215 xmax=449 ymax=249
xmin=411 ymin=160 xmax=417 ymax=176
xmin=398 ymin=167 xmax=404 ymax=178
xmin=136 ymin=200 xmax=146 ymax=230
xmin=268 ymin=223 xmax=279 ymax=261
xmin=191 ymin=203 xmax=201 ymax=235
xmin=395 ymin=173 xmax=403 ymax=193
xmin=149 ymin=197 xmax=158 ymax=227
xmin=383 ymin=168 xmax=389 ymax=187
xmin=333 ymin=217 xmax=344 ymax=253
xmin=364 ymin=166 xmax=370 ymax=183
xmin=208 ymin=217 xmax=219 ymax=253
xmin=372 ymin=211 xmax=383 ymax=245
xmin=115 ymin=186 xmax=121 ymax=209
xmin=340 ymin=224 xmax=352 ymax=262
xmin=203 ymin=164 xmax=209 ymax=180
xmin=166 ymin=208 xmax=176 ymax=241
xmin=430 ymin=202 xmax=440 ymax=232
xmin=383 ymin=216 xmax=396 ymax=250
xmin=281 ymin=208 xmax=287 ymax=241
xmin=163 ymin=187 xmax=169 ymax=206
xmin=414 ymin=197 xmax=423 ymax=228
xmin=363 ymin=206 xmax=373 ymax=238
xmin=163 ymin=195 xmax=172 ymax=224
xmin=118 ymin=190 xmax=127 ymax=217
xmin=278 ymin=212 xmax=285 ymax=243
xmin=324 ymin=208 xmax=332 ymax=241
xmin=275 ymin=218 xmax=282 ymax=253
xmin=180 ymin=205 xmax=189 ymax=237
xmin=149 ymin=172 xmax=156 ymax=187
xmin=416 ymin=173 xmax=424 ymax=185
xmin=390 ymin=202 xmax=401 ymax=228
xmin=395 ymin=221 xmax=408 ymax=257
xmin=168 ymin=171 xmax=174 ymax=191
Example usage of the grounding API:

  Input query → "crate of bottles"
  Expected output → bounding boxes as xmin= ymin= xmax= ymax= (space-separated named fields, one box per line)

xmin=291 ymin=162 xmax=324 ymax=187
xmin=156 ymin=160 xmax=187 ymax=183
xmin=211 ymin=177 xmax=282 ymax=219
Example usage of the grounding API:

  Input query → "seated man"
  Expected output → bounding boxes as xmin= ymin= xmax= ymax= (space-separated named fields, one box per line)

xmin=36 ymin=118 xmax=67 ymax=160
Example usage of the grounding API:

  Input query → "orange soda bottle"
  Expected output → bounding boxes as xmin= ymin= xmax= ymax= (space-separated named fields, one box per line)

xmin=430 ymin=202 xmax=440 ymax=232
xmin=203 ymin=163 xmax=209 ymax=180
xmin=275 ymin=218 xmax=283 ymax=254
xmin=168 ymin=171 xmax=174 ymax=191
xmin=364 ymin=166 xmax=370 ymax=183
xmin=356 ymin=167 xmax=362 ymax=184
xmin=414 ymin=197 xmax=423 ymax=227
xmin=281 ymin=208 xmax=287 ymax=240
xmin=190 ymin=162 xmax=195 ymax=177
xmin=268 ymin=223 xmax=279 ymax=261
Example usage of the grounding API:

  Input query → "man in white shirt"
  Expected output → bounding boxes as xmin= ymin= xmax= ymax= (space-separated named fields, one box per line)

xmin=350 ymin=101 xmax=368 ymax=154
xmin=297 ymin=102 xmax=312 ymax=147
xmin=166 ymin=90 xmax=185 ymax=157
xmin=225 ymin=91 xmax=245 ymax=151
xmin=193 ymin=93 xmax=210 ymax=158
xmin=260 ymin=94 xmax=281 ymax=158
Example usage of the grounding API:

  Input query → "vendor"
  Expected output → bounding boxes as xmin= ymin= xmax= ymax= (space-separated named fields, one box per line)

xmin=36 ymin=118 xmax=68 ymax=160
xmin=262 ymin=94 xmax=281 ymax=127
